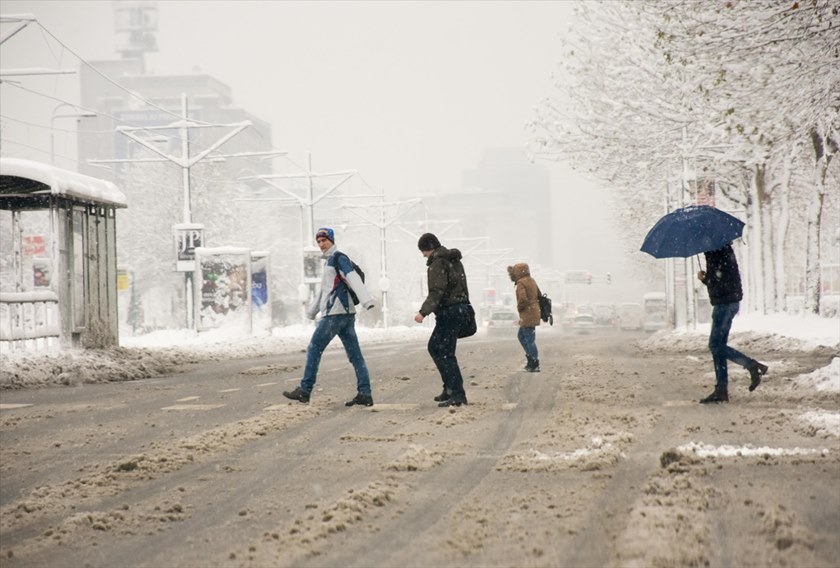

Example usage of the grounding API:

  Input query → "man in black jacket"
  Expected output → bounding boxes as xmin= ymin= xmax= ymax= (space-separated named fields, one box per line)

xmin=697 ymin=243 xmax=768 ymax=403
xmin=414 ymin=233 xmax=473 ymax=407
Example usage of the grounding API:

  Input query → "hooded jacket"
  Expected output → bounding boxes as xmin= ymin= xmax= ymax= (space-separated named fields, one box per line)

xmin=508 ymin=263 xmax=541 ymax=327
xmin=307 ymin=245 xmax=373 ymax=319
xmin=419 ymin=246 xmax=470 ymax=316
xmin=701 ymin=244 xmax=743 ymax=306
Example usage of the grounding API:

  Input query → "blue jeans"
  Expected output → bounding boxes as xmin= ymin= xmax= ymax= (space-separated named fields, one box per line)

xmin=300 ymin=314 xmax=371 ymax=396
xmin=428 ymin=304 xmax=469 ymax=400
xmin=518 ymin=327 xmax=538 ymax=360
xmin=709 ymin=302 xmax=754 ymax=388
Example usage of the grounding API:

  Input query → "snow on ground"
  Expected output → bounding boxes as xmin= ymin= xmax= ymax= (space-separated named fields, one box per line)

xmin=1 ymin=312 xmax=838 ymax=442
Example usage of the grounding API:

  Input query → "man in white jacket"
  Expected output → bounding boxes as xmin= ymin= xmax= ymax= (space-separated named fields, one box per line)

xmin=283 ymin=227 xmax=376 ymax=406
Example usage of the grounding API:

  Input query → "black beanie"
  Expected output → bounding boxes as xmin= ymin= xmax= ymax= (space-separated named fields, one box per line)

xmin=417 ymin=232 xmax=441 ymax=251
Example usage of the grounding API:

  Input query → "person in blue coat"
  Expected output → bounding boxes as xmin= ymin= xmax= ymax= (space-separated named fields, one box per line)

xmin=283 ymin=227 xmax=376 ymax=406
xmin=697 ymin=242 xmax=768 ymax=403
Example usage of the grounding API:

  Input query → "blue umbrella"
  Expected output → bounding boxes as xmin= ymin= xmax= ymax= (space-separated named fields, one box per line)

xmin=640 ymin=205 xmax=745 ymax=259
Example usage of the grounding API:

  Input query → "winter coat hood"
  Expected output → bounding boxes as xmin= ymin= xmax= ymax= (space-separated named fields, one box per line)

xmin=426 ymin=246 xmax=463 ymax=266
xmin=508 ymin=263 xmax=531 ymax=282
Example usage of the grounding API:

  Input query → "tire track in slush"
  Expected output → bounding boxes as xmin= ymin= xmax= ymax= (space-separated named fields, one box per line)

xmin=296 ymin=367 xmax=556 ymax=568
xmin=0 ymin=345 xmax=429 ymax=564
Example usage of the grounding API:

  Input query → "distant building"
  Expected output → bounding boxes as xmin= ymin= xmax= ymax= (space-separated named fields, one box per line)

xmin=425 ymin=147 xmax=552 ymax=265
xmin=77 ymin=61 xmax=273 ymax=182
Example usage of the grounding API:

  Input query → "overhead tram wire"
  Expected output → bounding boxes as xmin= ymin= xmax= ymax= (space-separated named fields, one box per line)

xmin=34 ymin=20 xmax=231 ymax=128
xmin=15 ymin=19 xmax=243 ymax=131
xmin=2 ymin=82 xmax=196 ymax=147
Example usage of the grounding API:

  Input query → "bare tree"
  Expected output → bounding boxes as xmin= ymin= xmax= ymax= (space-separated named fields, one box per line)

xmin=530 ymin=0 xmax=839 ymax=314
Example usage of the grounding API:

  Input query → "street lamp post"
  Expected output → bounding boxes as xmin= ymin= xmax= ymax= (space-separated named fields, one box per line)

xmin=50 ymin=104 xmax=96 ymax=165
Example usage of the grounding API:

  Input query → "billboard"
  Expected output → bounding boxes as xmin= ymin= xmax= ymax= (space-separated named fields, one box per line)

xmin=193 ymin=247 xmax=251 ymax=332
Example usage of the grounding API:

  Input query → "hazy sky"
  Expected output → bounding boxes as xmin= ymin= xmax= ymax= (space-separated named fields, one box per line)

xmin=1 ymin=0 xmax=642 ymax=300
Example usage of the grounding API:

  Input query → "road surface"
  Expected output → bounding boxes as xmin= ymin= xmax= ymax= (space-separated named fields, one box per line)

xmin=1 ymin=327 xmax=837 ymax=567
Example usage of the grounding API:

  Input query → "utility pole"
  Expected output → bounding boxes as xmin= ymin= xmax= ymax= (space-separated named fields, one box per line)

xmin=343 ymin=189 xmax=421 ymax=328
xmin=241 ymin=158 xmax=358 ymax=323
xmin=89 ymin=93 xmax=258 ymax=329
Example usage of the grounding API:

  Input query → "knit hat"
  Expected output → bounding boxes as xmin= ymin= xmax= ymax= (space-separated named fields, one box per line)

xmin=417 ymin=232 xmax=441 ymax=251
xmin=315 ymin=227 xmax=335 ymax=243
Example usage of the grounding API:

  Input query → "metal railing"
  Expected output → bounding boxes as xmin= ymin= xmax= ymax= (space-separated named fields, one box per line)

xmin=0 ymin=291 xmax=61 ymax=351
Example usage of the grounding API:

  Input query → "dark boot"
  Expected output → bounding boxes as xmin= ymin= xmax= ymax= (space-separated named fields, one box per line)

xmin=700 ymin=386 xmax=729 ymax=404
xmin=283 ymin=386 xmax=310 ymax=403
xmin=438 ymin=397 xmax=468 ymax=407
xmin=749 ymin=362 xmax=768 ymax=392
xmin=433 ymin=389 xmax=451 ymax=402
xmin=345 ymin=393 xmax=374 ymax=407
xmin=524 ymin=356 xmax=534 ymax=371
xmin=527 ymin=358 xmax=540 ymax=373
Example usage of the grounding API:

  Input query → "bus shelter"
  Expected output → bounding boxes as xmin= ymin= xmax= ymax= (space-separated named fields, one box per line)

xmin=0 ymin=158 xmax=127 ymax=349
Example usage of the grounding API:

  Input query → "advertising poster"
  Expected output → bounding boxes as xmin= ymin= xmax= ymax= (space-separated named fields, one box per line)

xmin=32 ymin=259 xmax=51 ymax=288
xmin=23 ymin=235 xmax=47 ymax=257
xmin=194 ymin=247 xmax=251 ymax=331
xmin=251 ymin=252 xmax=271 ymax=333
xmin=116 ymin=268 xmax=130 ymax=292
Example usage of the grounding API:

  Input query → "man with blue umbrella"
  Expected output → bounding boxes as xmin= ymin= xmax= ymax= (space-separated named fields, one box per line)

xmin=641 ymin=205 xmax=769 ymax=403
xmin=697 ymin=242 xmax=769 ymax=403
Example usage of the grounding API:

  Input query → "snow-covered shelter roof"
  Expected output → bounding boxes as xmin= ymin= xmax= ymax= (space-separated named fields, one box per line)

xmin=0 ymin=158 xmax=126 ymax=209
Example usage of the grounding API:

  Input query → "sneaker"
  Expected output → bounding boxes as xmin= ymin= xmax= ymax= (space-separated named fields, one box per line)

xmin=438 ymin=398 xmax=468 ymax=408
xmin=749 ymin=362 xmax=768 ymax=392
xmin=433 ymin=389 xmax=451 ymax=402
xmin=283 ymin=387 xmax=310 ymax=403
xmin=699 ymin=388 xmax=729 ymax=404
xmin=345 ymin=393 xmax=374 ymax=407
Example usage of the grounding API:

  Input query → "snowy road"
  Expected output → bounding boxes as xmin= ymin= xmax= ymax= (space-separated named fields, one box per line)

xmin=1 ymin=328 xmax=837 ymax=567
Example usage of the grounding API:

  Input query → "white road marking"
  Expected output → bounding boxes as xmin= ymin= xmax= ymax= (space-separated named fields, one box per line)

xmin=161 ymin=404 xmax=225 ymax=411
xmin=218 ymin=388 xmax=241 ymax=393
xmin=0 ymin=403 xmax=34 ymax=410
xmin=176 ymin=396 xmax=200 ymax=402
xmin=256 ymin=382 xmax=277 ymax=387
xmin=370 ymin=403 xmax=419 ymax=411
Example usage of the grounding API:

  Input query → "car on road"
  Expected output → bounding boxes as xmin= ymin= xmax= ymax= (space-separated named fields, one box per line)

xmin=486 ymin=310 xmax=518 ymax=335
xmin=570 ymin=313 xmax=595 ymax=334
xmin=593 ymin=304 xmax=618 ymax=327
xmin=643 ymin=311 xmax=668 ymax=332
xmin=618 ymin=302 xmax=643 ymax=331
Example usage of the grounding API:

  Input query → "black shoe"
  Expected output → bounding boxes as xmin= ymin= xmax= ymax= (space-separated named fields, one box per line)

xmin=283 ymin=387 xmax=310 ymax=403
xmin=749 ymin=362 xmax=768 ymax=392
xmin=345 ymin=393 xmax=374 ymax=407
xmin=527 ymin=359 xmax=540 ymax=373
xmin=433 ymin=389 xmax=451 ymax=402
xmin=700 ymin=387 xmax=729 ymax=404
xmin=438 ymin=398 xmax=467 ymax=407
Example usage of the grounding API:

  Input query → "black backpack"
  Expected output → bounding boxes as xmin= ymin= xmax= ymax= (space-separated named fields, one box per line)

xmin=537 ymin=287 xmax=553 ymax=325
xmin=334 ymin=252 xmax=365 ymax=305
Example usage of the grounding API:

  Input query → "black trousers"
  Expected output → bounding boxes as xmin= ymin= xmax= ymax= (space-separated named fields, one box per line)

xmin=428 ymin=303 xmax=470 ymax=400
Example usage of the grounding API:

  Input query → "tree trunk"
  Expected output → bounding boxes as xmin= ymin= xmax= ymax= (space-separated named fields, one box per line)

xmin=748 ymin=166 xmax=765 ymax=314
xmin=804 ymin=128 xmax=835 ymax=315
xmin=774 ymin=150 xmax=793 ymax=312
xmin=755 ymin=165 xmax=776 ymax=313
